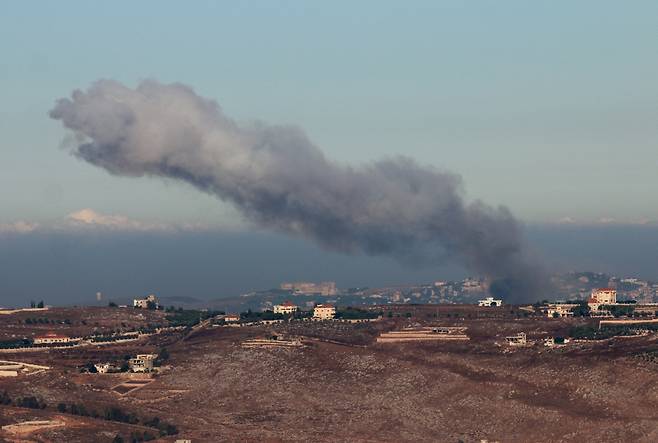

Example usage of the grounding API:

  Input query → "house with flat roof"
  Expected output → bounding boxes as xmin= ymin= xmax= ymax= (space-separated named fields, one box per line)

xmin=273 ymin=301 xmax=298 ymax=315
xmin=313 ymin=304 xmax=336 ymax=320
xmin=129 ymin=354 xmax=157 ymax=373
xmin=588 ymin=288 xmax=617 ymax=311
xmin=546 ymin=303 xmax=578 ymax=318
xmin=478 ymin=297 xmax=503 ymax=307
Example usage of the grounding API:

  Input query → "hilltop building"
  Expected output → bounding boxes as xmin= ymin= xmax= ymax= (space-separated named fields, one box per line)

xmin=223 ymin=314 xmax=240 ymax=323
xmin=273 ymin=301 xmax=298 ymax=315
xmin=588 ymin=288 xmax=617 ymax=311
xmin=33 ymin=333 xmax=74 ymax=345
xmin=281 ymin=281 xmax=337 ymax=296
xmin=478 ymin=296 xmax=503 ymax=307
xmin=313 ymin=304 xmax=336 ymax=320
xmin=134 ymin=294 xmax=159 ymax=310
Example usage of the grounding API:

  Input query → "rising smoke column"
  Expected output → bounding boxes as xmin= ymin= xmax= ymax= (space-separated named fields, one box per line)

xmin=50 ymin=79 xmax=546 ymax=302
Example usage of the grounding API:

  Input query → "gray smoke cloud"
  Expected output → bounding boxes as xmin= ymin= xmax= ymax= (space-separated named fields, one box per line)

xmin=50 ymin=79 xmax=547 ymax=302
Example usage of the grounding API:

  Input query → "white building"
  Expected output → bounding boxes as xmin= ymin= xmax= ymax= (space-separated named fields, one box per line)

xmin=223 ymin=314 xmax=240 ymax=323
xmin=544 ymin=337 xmax=570 ymax=347
xmin=478 ymin=297 xmax=503 ymax=307
xmin=129 ymin=354 xmax=157 ymax=373
xmin=273 ymin=301 xmax=298 ymax=315
xmin=134 ymin=294 xmax=159 ymax=309
xmin=313 ymin=304 xmax=336 ymax=320
xmin=94 ymin=363 xmax=118 ymax=374
xmin=33 ymin=333 xmax=74 ymax=345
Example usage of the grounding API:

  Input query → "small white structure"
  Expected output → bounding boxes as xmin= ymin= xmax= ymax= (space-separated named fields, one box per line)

xmin=133 ymin=294 xmax=159 ymax=309
xmin=33 ymin=333 xmax=74 ymax=345
xmin=273 ymin=301 xmax=298 ymax=315
xmin=313 ymin=304 xmax=336 ymax=320
xmin=94 ymin=363 xmax=118 ymax=374
xmin=478 ymin=297 xmax=503 ymax=307
xmin=544 ymin=337 xmax=570 ymax=347
xmin=223 ymin=314 xmax=240 ymax=323
xmin=129 ymin=354 xmax=157 ymax=373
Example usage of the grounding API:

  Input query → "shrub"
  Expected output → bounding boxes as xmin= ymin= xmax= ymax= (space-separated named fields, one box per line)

xmin=0 ymin=391 xmax=11 ymax=405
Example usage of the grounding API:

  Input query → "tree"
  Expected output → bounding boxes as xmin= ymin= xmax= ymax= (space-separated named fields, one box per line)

xmin=0 ymin=391 xmax=11 ymax=405
xmin=30 ymin=300 xmax=36 ymax=308
xmin=37 ymin=301 xmax=44 ymax=308
xmin=108 ymin=301 xmax=118 ymax=308
xmin=157 ymin=348 xmax=169 ymax=363
xmin=112 ymin=435 xmax=124 ymax=443
xmin=571 ymin=303 xmax=590 ymax=317
xmin=57 ymin=403 xmax=67 ymax=412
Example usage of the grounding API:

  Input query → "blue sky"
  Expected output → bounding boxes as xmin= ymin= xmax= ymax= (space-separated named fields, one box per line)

xmin=2 ymin=2 xmax=658 ymax=304
xmin=2 ymin=1 xmax=657 ymax=227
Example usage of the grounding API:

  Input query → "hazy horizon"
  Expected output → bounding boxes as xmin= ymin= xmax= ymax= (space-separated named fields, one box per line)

xmin=1 ymin=224 xmax=658 ymax=307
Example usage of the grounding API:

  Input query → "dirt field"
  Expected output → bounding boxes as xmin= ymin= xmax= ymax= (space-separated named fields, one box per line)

xmin=1 ymin=306 xmax=658 ymax=442
xmin=0 ymin=307 xmax=167 ymax=341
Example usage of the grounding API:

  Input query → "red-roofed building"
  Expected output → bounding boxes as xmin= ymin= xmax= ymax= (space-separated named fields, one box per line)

xmin=273 ymin=301 xmax=298 ymax=315
xmin=33 ymin=333 xmax=73 ymax=345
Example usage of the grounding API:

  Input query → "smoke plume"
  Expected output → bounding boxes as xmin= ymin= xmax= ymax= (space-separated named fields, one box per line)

xmin=50 ymin=79 xmax=546 ymax=302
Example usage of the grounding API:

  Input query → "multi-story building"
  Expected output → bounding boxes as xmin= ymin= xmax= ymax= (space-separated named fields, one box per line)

xmin=133 ymin=294 xmax=159 ymax=309
xmin=313 ymin=304 xmax=336 ymax=320
xmin=273 ymin=301 xmax=298 ymax=315
xmin=281 ymin=282 xmax=337 ymax=296
xmin=129 ymin=354 xmax=157 ymax=373
xmin=588 ymin=288 xmax=617 ymax=311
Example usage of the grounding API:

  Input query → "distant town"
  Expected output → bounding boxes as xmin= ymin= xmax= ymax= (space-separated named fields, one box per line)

xmin=201 ymin=271 xmax=658 ymax=314
xmin=2 ymin=271 xmax=658 ymax=442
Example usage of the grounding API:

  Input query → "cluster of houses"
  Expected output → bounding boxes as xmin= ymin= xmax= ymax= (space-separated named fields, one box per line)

xmin=94 ymin=353 xmax=158 ymax=374
xmin=545 ymin=288 xmax=658 ymax=318
xmin=273 ymin=301 xmax=336 ymax=319
xmin=503 ymin=332 xmax=571 ymax=348
xmin=222 ymin=302 xmax=338 ymax=324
